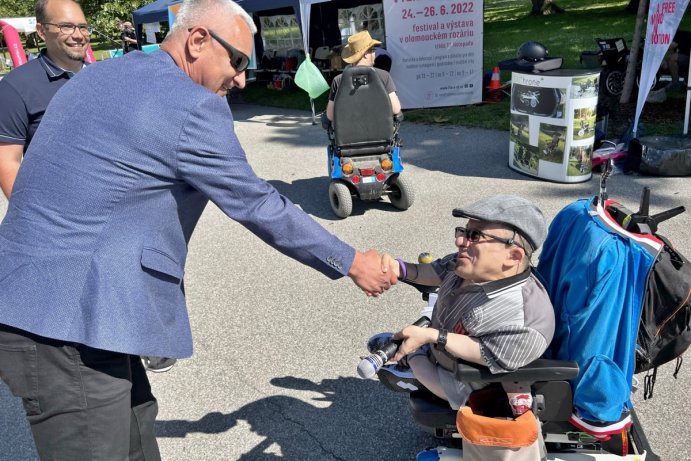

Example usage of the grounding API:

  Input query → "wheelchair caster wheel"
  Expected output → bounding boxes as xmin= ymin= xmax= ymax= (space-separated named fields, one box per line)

xmin=329 ymin=181 xmax=353 ymax=218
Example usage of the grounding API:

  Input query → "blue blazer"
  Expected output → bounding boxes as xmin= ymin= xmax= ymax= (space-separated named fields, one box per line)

xmin=0 ymin=51 xmax=354 ymax=358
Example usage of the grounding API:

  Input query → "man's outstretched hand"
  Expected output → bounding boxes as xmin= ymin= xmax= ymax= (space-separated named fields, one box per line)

xmin=348 ymin=249 xmax=398 ymax=296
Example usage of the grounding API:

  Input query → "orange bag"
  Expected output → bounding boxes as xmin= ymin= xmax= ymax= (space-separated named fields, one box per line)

xmin=456 ymin=407 xmax=542 ymax=461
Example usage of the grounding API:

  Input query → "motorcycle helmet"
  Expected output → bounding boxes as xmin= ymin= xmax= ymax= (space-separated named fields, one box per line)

xmin=517 ymin=41 xmax=548 ymax=62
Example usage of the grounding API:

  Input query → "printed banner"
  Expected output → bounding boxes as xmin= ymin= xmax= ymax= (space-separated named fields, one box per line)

xmin=383 ymin=0 xmax=483 ymax=109
xmin=509 ymin=70 xmax=600 ymax=183
xmin=634 ymin=0 xmax=690 ymax=134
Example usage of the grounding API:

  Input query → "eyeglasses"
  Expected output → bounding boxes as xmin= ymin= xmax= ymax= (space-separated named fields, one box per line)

xmin=42 ymin=22 xmax=92 ymax=35
xmin=207 ymin=29 xmax=250 ymax=72
xmin=455 ymin=226 xmax=526 ymax=251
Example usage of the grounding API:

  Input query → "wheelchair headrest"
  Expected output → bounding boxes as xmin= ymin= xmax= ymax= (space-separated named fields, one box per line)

xmin=333 ymin=66 xmax=394 ymax=153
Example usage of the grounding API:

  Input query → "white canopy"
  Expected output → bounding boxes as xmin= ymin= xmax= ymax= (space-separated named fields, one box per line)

xmin=0 ymin=17 xmax=37 ymax=33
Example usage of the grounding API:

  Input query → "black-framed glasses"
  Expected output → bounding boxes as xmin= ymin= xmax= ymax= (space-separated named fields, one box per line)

xmin=42 ymin=22 xmax=92 ymax=35
xmin=455 ymin=226 xmax=525 ymax=250
xmin=207 ymin=28 xmax=250 ymax=72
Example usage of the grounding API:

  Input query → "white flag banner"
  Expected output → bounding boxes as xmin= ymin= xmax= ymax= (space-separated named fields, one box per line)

xmin=299 ymin=0 xmax=331 ymax=55
xmin=634 ymin=0 xmax=690 ymax=134
xmin=383 ymin=0 xmax=483 ymax=109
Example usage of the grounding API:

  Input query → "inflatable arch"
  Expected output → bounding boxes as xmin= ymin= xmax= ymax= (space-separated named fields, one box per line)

xmin=1 ymin=20 xmax=28 ymax=68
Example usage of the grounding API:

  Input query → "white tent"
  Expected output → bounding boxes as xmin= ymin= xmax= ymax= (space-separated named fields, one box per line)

xmin=0 ymin=17 xmax=37 ymax=33
xmin=298 ymin=0 xmax=331 ymax=123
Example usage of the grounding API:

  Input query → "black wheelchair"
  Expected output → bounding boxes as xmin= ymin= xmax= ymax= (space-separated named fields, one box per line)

xmin=371 ymin=175 xmax=685 ymax=460
xmin=323 ymin=66 xmax=414 ymax=219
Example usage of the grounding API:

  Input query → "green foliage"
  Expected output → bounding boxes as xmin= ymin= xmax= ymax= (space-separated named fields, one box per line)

xmin=82 ymin=0 xmax=150 ymax=44
xmin=1 ymin=0 xmax=150 ymax=46
xmin=0 ymin=0 xmax=34 ymax=18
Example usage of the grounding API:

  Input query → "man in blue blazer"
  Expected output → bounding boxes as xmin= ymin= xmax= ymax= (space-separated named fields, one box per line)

xmin=0 ymin=1 xmax=396 ymax=458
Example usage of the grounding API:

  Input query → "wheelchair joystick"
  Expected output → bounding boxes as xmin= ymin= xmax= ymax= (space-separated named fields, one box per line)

xmin=357 ymin=316 xmax=431 ymax=379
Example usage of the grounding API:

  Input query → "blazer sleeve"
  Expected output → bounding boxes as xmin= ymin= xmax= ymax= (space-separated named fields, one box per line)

xmin=175 ymin=94 xmax=355 ymax=280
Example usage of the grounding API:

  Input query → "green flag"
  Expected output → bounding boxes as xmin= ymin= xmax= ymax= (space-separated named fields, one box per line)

xmin=294 ymin=55 xmax=330 ymax=99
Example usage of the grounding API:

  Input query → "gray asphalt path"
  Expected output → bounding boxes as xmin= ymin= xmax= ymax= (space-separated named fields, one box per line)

xmin=1 ymin=103 xmax=689 ymax=461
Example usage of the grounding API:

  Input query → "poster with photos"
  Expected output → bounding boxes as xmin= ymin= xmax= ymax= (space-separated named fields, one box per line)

xmin=508 ymin=70 xmax=599 ymax=183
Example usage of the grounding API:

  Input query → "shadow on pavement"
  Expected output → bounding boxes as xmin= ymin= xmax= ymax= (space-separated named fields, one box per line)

xmin=156 ymin=376 xmax=434 ymax=460
xmin=268 ymin=178 xmax=409 ymax=220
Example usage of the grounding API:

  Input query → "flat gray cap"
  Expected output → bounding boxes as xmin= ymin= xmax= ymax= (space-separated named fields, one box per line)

xmin=452 ymin=195 xmax=547 ymax=250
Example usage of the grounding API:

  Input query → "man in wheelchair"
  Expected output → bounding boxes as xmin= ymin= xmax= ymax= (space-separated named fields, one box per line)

xmin=377 ymin=195 xmax=554 ymax=417
xmin=321 ymin=30 xmax=413 ymax=218
xmin=366 ymin=189 xmax=669 ymax=459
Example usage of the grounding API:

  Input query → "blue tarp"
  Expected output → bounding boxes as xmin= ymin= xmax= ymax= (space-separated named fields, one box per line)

xmin=131 ymin=0 xmax=182 ymax=26
xmin=132 ymin=0 xmax=301 ymax=29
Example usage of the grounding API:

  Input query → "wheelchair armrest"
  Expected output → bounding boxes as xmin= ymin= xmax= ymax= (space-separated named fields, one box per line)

xmin=321 ymin=112 xmax=331 ymax=131
xmin=400 ymin=278 xmax=438 ymax=295
xmin=455 ymin=358 xmax=579 ymax=383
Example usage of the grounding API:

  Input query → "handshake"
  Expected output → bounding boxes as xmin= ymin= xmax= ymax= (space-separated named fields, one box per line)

xmin=347 ymin=250 xmax=435 ymax=297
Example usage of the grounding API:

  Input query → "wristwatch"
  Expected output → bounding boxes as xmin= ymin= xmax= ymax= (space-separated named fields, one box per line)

xmin=436 ymin=328 xmax=448 ymax=350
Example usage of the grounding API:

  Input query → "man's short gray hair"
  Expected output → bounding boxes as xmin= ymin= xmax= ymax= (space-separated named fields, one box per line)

xmin=170 ymin=0 xmax=256 ymax=35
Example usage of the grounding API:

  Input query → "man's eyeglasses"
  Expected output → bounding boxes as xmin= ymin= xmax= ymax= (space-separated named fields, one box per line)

xmin=42 ymin=23 xmax=93 ymax=35
xmin=455 ymin=226 xmax=525 ymax=250
xmin=207 ymin=29 xmax=250 ymax=72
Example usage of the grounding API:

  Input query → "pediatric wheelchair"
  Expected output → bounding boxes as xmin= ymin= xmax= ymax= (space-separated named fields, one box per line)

xmin=323 ymin=66 xmax=414 ymax=218
xmin=367 ymin=171 xmax=686 ymax=460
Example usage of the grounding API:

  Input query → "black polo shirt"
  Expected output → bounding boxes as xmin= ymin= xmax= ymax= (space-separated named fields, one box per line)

xmin=0 ymin=50 xmax=80 ymax=153
xmin=674 ymin=30 xmax=691 ymax=55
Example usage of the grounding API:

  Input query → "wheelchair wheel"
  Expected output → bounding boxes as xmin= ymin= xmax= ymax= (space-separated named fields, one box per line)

xmin=328 ymin=181 xmax=353 ymax=218
xmin=389 ymin=174 xmax=414 ymax=210
xmin=602 ymin=69 xmax=624 ymax=96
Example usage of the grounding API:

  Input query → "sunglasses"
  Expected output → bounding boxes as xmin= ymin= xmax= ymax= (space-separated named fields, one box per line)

xmin=207 ymin=29 xmax=250 ymax=72
xmin=455 ymin=226 xmax=526 ymax=250
xmin=188 ymin=27 xmax=250 ymax=72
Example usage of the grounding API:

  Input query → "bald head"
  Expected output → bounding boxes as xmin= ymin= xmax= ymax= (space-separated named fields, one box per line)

xmin=160 ymin=0 xmax=255 ymax=97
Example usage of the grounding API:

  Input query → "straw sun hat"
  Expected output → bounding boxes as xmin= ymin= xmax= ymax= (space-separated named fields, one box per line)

xmin=341 ymin=30 xmax=381 ymax=64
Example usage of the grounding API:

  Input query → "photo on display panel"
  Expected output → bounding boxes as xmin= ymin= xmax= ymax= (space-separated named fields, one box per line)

xmin=568 ymin=144 xmax=593 ymax=176
xmin=512 ymin=142 xmax=539 ymax=175
xmin=511 ymin=84 xmax=565 ymax=118
xmin=510 ymin=113 xmax=530 ymax=145
xmin=538 ymin=124 xmax=567 ymax=164
xmin=571 ymin=75 xmax=599 ymax=99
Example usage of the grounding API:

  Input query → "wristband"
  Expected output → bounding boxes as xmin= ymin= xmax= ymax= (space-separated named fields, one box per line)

xmin=395 ymin=258 xmax=407 ymax=280
xmin=436 ymin=329 xmax=448 ymax=350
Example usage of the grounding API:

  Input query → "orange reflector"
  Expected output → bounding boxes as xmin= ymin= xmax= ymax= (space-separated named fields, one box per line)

xmin=342 ymin=163 xmax=354 ymax=175
xmin=360 ymin=167 xmax=375 ymax=176
xmin=351 ymin=175 xmax=361 ymax=184
xmin=381 ymin=159 xmax=393 ymax=171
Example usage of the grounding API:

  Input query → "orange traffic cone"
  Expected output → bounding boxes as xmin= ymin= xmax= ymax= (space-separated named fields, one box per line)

xmin=488 ymin=67 xmax=501 ymax=89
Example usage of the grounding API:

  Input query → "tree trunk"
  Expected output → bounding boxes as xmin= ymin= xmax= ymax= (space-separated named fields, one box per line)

xmin=530 ymin=0 xmax=565 ymax=15
xmin=620 ymin=0 xmax=648 ymax=104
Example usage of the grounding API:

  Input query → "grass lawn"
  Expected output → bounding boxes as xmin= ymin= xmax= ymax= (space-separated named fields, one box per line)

xmin=240 ymin=0 xmax=691 ymax=138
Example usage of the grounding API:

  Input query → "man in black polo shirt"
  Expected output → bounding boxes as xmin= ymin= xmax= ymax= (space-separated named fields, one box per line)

xmin=663 ymin=29 xmax=691 ymax=90
xmin=0 ymin=0 xmax=89 ymax=198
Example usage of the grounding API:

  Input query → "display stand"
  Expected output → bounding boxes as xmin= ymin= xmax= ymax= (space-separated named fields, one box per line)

xmin=508 ymin=69 xmax=600 ymax=183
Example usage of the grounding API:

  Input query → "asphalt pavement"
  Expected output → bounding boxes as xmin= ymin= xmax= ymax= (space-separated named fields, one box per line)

xmin=1 ymin=103 xmax=689 ymax=461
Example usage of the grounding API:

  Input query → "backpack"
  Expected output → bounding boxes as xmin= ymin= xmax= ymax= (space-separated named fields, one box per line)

xmin=635 ymin=235 xmax=691 ymax=399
